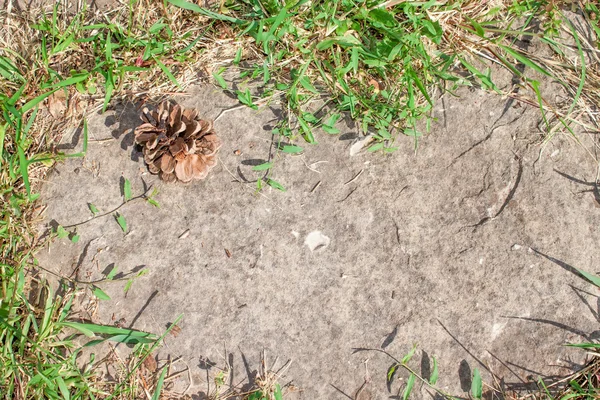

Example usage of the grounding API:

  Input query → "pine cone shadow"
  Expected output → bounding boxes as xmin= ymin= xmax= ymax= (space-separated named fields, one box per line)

xmin=105 ymin=103 xmax=143 ymax=162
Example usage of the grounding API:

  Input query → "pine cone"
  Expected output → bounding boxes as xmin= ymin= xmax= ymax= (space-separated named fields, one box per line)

xmin=134 ymin=100 xmax=221 ymax=183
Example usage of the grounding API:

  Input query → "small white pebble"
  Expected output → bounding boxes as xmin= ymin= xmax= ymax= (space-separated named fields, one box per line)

xmin=550 ymin=149 xmax=560 ymax=158
xmin=305 ymin=231 xmax=331 ymax=252
xmin=511 ymin=244 xmax=522 ymax=251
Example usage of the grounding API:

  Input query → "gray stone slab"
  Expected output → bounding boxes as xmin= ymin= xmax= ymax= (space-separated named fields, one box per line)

xmin=38 ymin=84 xmax=600 ymax=399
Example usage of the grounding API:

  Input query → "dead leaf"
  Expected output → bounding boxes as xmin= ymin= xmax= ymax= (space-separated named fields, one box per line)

xmin=368 ymin=79 xmax=380 ymax=92
xmin=169 ymin=324 xmax=182 ymax=337
xmin=143 ymin=355 xmax=157 ymax=373
xmin=46 ymin=90 xmax=67 ymax=118
xmin=225 ymin=248 xmax=232 ymax=258
xmin=349 ymin=134 xmax=375 ymax=156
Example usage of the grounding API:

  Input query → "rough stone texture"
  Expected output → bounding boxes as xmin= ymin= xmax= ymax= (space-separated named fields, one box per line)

xmin=38 ymin=84 xmax=600 ymax=399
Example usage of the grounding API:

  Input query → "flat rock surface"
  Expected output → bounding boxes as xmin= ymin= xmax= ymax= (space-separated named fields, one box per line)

xmin=38 ymin=84 xmax=600 ymax=399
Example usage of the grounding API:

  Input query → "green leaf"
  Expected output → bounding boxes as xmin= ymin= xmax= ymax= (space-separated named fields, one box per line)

xmin=115 ymin=213 xmax=127 ymax=232
xmin=0 ymin=123 xmax=6 ymax=161
xmin=297 ymin=117 xmax=315 ymax=143
xmin=299 ymin=76 xmax=318 ymax=93
xmin=407 ymin=69 xmax=432 ymax=106
xmin=401 ymin=345 xmax=417 ymax=365
xmin=236 ymin=89 xmax=257 ymax=109
xmin=387 ymin=363 xmax=399 ymax=383
xmin=575 ymin=268 xmax=600 ymax=288
xmin=233 ymin=47 xmax=243 ymax=65
xmin=429 ymin=356 xmax=439 ymax=385
xmin=124 ymin=279 xmax=134 ymax=294
xmin=369 ymin=9 xmax=397 ymax=26
xmin=247 ymin=392 xmax=263 ymax=400
xmin=263 ymin=60 xmax=271 ymax=84
xmin=368 ymin=142 xmax=385 ymax=152
xmin=152 ymin=366 xmax=168 ymax=400
xmin=322 ymin=125 xmax=340 ymax=134
xmin=147 ymin=198 xmax=160 ymax=208
xmin=106 ymin=265 xmax=118 ymax=280
xmin=274 ymin=384 xmax=283 ymax=400
xmin=89 ymin=203 xmax=99 ymax=215
xmin=149 ymin=22 xmax=168 ymax=34
xmin=213 ymin=71 xmax=228 ymax=90
xmin=70 ymin=233 xmax=80 ymax=243
xmin=252 ymin=162 xmax=273 ymax=171
xmin=56 ymin=225 xmax=69 ymax=239
xmin=281 ymin=145 xmax=303 ymax=154
xmin=92 ymin=285 xmax=111 ymax=300
xmin=302 ymin=112 xmax=319 ymax=124
xmin=56 ymin=376 xmax=70 ymax=400
xmin=102 ymin=70 xmax=114 ymax=113
xmin=324 ymin=113 xmax=340 ymax=127
xmin=266 ymin=178 xmax=286 ymax=192
xmin=316 ymin=34 xmax=361 ymax=50
xmin=471 ymin=368 xmax=482 ymax=399
xmin=123 ymin=178 xmax=132 ymax=201
xmin=403 ymin=373 xmax=415 ymax=400
xmin=467 ymin=16 xmax=485 ymax=37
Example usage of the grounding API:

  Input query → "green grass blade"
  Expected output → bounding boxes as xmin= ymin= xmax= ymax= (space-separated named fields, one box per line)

xmin=562 ymin=15 xmax=586 ymax=117
xmin=65 ymin=119 xmax=88 ymax=157
xmin=17 ymin=145 xmax=31 ymax=195
xmin=151 ymin=366 xmax=168 ymax=400
xmin=59 ymin=321 xmax=158 ymax=339
xmin=48 ymin=73 xmax=89 ymax=89
xmin=0 ymin=123 xmax=6 ymax=162
xmin=56 ymin=376 xmax=71 ymax=400
xmin=21 ymin=89 xmax=58 ymax=114
xmin=154 ymin=58 xmax=180 ymax=88
xmin=102 ymin=70 xmax=114 ymax=113
xmin=403 ymin=373 xmax=415 ymax=400
xmin=166 ymin=0 xmax=245 ymax=23
xmin=574 ymin=268 xmax=600 ymax=288
xmin=499 ymin=45 xmax=551 ymax=77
